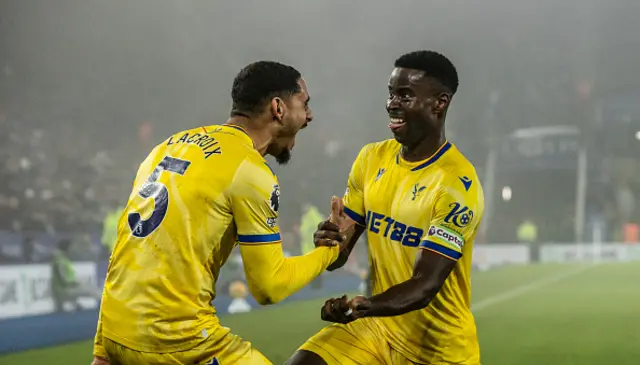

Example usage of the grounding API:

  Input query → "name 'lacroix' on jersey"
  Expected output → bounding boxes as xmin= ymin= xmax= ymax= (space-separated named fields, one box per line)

xmin=93 ymin=125 xmax=338 ymax=356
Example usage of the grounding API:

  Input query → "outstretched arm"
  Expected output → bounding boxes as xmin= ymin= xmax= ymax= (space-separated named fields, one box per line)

xmin=321 ymin=179 xmax=484 ymax=323
xmin=319 ymin=249 xmax=456 ymax=323
xmin=352 ymin=249 xmax=455 ymax=316
xmin=239 ymin=197 xmax=345 ymax=305
xmin=240 ymin=241 xmax=340 ymax=305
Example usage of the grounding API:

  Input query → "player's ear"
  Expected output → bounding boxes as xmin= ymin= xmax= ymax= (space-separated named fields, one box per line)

xmin=434 ymin=92 xmax=451 ymax=115
xmin=270 ymin=97 xmax=285 ymax=123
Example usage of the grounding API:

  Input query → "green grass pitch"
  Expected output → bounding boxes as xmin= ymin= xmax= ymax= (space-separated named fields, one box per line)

xmin=1 ymin=262 xmax=639 ymax=364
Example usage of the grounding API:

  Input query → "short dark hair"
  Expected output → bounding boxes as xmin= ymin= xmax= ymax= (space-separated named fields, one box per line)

xmin=231 ymin=61 xmax=302 ymax=116
xmin=394 ymin=50 xmax=459 ymax=94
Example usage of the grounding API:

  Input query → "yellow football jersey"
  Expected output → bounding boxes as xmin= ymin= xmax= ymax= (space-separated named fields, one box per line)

xmin=343 ymin=139 xmax=484 ymax=364
xmin=99 ymin=125 xmax=284 ymax=353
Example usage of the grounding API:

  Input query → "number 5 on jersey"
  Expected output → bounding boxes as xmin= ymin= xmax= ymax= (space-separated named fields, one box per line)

xmin=128 ymin=156 xmax=191 ymax=238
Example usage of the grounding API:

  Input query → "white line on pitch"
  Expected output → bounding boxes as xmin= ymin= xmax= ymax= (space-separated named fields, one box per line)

xmin=471 ymin=264 xmax=595 ymax=312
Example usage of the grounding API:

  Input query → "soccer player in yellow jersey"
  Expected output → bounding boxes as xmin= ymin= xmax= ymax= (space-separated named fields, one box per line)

xmin=286 ymin=50 xmax=485 ymax=365
xmin=91 ymin=61 xmax=344 ymax=365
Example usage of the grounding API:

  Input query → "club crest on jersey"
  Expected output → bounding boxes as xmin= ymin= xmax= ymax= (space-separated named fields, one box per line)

xmin=411 ymin=183 xmax=427 ymax=201
xmin=270 ymin=184 xmax=280 ymax=213
xmin=374 ymin=168 xmax=386 ymax=182
xmin=204 ymin=357 xmax=220 ymax=365
xmin=444 ymin=202 xmax=474 ymax=228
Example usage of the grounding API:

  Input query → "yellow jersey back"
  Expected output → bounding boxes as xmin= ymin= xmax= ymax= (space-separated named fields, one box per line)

xmin=343 ymin=139 xmax=484 ymax=364
xmin=100 ymin=125 xmax=282 ymax=353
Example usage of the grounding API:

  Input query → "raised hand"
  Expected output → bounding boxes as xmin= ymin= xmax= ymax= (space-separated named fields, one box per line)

xmin=328 ymin=196 xmax=349 ymax=231
xmin=312 ymin=196 xmax=348 ymax=249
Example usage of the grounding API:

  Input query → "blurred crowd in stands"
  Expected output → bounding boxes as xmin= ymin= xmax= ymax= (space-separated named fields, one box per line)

xmin=2 ymin=0 xmax=640 ymax=267
xmin=0 ymin=111 xmax=132 ymax=235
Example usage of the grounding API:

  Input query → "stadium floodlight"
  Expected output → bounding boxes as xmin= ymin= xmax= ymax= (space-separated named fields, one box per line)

xmin=501 ymin=186 xmax=512 ymax=201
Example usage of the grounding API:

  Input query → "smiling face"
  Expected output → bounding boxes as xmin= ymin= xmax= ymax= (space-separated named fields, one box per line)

xmin=266 ymin=78 xmax=313 ymax=164
xmin=386 ymin=67 xmax=451 ymax=148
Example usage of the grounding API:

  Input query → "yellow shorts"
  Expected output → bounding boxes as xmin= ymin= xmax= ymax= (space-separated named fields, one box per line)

xmin=298 ymin=317 xmax=416 ymax=365
xmin=104 ymin=326 xmax=271 ymax=365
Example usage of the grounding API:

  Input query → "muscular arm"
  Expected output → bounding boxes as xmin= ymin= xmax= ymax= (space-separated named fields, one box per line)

xmin=240 ymin=243 xmax=339 ymax=305
xmin=358 ymin=249 xmax=456 ymax=317
xmin=356 ymin=179 xmax=482 ymax=317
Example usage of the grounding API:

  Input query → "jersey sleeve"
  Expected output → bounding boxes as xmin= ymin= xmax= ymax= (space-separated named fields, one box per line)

xmin=93 ymin=309 xmax=107 ymax=358
xmin=230 ymin=162 xmax=281 ymax=245
xmin=419 ymin=179 xmax=483 ymax=261
xmin=342 ymin=145 xmax=369 ymax=226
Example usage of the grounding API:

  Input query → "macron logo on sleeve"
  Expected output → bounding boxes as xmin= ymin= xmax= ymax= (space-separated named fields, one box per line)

xmin=459 ymin=176 xmax=472 ymax=192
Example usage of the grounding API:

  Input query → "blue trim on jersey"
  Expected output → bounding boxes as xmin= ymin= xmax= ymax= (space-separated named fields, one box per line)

xmin=225 ymin=124 xmax=250 ymax=137
xmin=411 ymin=142 xmax=452 ymax=171
xmin=237 ymin=233 xmax=281 ymax=243
xmin=419 ymin=240 xmax=462 ymax=260
xmin=344 ymin=207 xmax=366 ymax=226
xmin=264 ymin=162 xmax=276 ymax=177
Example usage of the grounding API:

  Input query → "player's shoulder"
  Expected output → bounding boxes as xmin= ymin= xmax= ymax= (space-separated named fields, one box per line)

xmin=357 ymin=138 xmax=400 ymax=159
xmin=437 ymin=142 xmax=482 ymax=193
xmin=164 ymin=124 xmax=253 ymax=153
xmin=234 ymin=158 xmax=278 ymax=185
xmin=229 ymin=159 xmax=279 ymax=206
xmin=148 ymin=124 xmax=274 ymax=183
xmin=202 ymin=125 xmax=278 ymax=187
xmin=159 ymin=124 xmax=266 ymax=164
